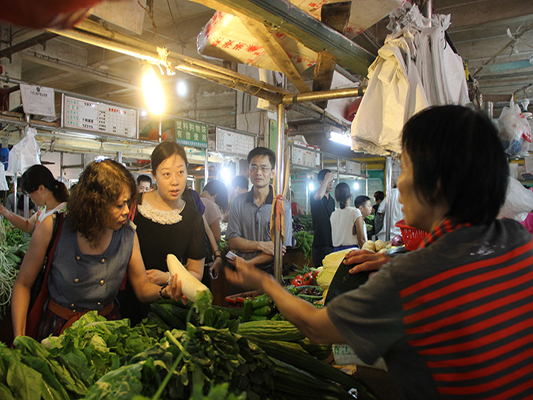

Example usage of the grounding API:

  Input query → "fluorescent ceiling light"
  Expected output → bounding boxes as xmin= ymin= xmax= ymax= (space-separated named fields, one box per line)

xmin=329 ymin=131 xmax=351 ymax=147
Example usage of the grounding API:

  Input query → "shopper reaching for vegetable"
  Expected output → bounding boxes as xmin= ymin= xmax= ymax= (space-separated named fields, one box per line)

xmin=118 ymin=141 xmax=206 ymax=326
xmin=0 ymin=164 xmax=69 ymax=233
xmin=11 ymin=159 xmax=184 ymax=341
xmin=223 ymin=105 xmax=533 ymax=399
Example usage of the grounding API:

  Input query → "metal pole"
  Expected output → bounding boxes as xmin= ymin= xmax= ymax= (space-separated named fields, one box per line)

xmin=384 ymin=157 xmax=393 ymax=241
xmin=274 ymin=103 xmax=286 ymax=283
xmin=204 ymin=150 xmax=209 ymax=186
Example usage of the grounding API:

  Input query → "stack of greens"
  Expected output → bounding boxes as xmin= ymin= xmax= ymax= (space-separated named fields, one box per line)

xmin=0 ymin=299 xmax=376 ymax=399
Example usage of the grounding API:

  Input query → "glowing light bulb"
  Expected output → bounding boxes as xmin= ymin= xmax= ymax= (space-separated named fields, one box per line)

xmin=308 ymin=182 xmax=315 ymax=191
xmin=353 ymin=182 xmax=359 ymax=190
xmin=142 ymin=64 xmax=165 ymax=114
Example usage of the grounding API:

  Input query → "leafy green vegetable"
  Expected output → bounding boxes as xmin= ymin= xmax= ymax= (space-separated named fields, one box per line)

xmin=294 ymin=231 xmax=313 ymax=261
xmin=192 ymin=289 xmax=213 ymax=324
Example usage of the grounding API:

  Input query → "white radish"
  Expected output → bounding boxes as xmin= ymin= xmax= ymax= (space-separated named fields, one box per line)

xmin=166 ymin=254 xmax=208 ymax=302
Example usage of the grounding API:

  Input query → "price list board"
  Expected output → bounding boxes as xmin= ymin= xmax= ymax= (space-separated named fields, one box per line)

xmin=175 ymin=119 xmax=208 ymax=148
xmin=345 ymin=160 xmax=362 ymax=175
xmin=62 ymin=95 xmax=138 ymax=138
xmin=216 ymin=128 xmax=255 ymax=156
xmin=291 ymin=146 xmax=316 ymax=168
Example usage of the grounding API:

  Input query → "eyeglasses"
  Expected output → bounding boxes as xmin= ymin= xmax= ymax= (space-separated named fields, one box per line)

xmin=249 ymin=165 xmax=271 ymax=174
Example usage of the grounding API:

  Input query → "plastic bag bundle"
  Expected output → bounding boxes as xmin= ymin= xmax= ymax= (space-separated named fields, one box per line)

xmin=498 ymin=100 xmax=532 ymax=157
xmin=498 ymin=177 xmax=533 ymax=222
xmin=7 ymin=126 xmax=40 ymax=174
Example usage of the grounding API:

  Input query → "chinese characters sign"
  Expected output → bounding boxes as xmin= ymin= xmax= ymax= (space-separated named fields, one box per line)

xmin=62 ymin=95 xmax=137 ymax=138
xmin=175 ymin=118 xmax=208 ymax=148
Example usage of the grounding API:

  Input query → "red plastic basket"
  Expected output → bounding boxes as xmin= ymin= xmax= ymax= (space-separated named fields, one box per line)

xmin=224 ymin=291 xmax=259 ymax=308
xmin=395 ymin=219 xmax=428 ymax=251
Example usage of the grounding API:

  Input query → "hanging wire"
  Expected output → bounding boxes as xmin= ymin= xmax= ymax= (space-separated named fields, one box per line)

xmin=137 ymin=0 xmax=163 ymax=48
xmin=167 ymin=0 xmax=185 ymax=54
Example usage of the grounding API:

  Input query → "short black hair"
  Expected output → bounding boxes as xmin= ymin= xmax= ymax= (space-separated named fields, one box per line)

xmin=402 ymin=105 xmax=508 ymax=225
xmin=355 ymin=195 xmax=371 ymax=209
xmin=247 ymin=147 xmax=276 ymax=168
xmin=232 ymin=175 xmax=249 ymax=190
xmin=137 ymin=174 xmax=152 ymax=185
xmin=203 ymin=179 xmax=229 ymax=212
xmin=317 ymin=169 xmax=331 ymax=182
xmin=373 ymin=191 xmax=385 ymax=202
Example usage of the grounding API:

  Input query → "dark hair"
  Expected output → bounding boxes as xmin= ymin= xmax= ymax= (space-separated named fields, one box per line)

xmin=232 ymin=175 xmax=248 ymax=190
xmin=334 ymin=182 xmax=351 ymax=209
xmin=317 ymin=169 xmax=331 ymax=182
xmin=151 ymin=141 xmax=188 ymax=173
xmin=355 ymin=195 xmax=371 ymax=209
xmin=402 ymin=105 xmax=508 ymax=225
xmin=373 ymin=191 xmax=385 ymax=202
xmin=247 ymin=147 xmax=275 ymax=168
xmin=137 ymin=174 xmax=152 ymax=185
xmin=21 ymin=164 xmax=69 ymax=203
xmin=68 ymin=159 xmax=136 ymax=246
xmin=203 ymin=179 xmax=229 ymax=212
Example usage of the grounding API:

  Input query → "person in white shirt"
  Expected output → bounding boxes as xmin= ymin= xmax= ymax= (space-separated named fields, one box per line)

xmin=330 ymin=183 xmax=372 ymax=251
xmin=0 ymin=165 xmax=68 ymax=233
xmin=376 ymin=185 xmax=404 ymax=241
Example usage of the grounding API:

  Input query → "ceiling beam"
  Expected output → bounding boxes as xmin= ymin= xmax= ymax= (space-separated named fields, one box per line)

xmin=20 ymin=51 xmax=139 ymax=90
xmin=0 ymin=32 xmax=58 ymax=59
xmin=189 ymin=0 xmax=375 ymax=76
xmin=238 ymin=17 xmax=310 ymax=93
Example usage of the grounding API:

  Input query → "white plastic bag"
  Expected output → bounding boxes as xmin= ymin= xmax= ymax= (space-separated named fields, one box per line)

xmin=0 ymin=163 xmax=8 ymax=191
xmin=7 ymin=126 xmax=40 ymax=174
xmin=498 ymin=100 xmax=532 ymax=157
xmin=498 ymin=177 xmax=533 ymax=222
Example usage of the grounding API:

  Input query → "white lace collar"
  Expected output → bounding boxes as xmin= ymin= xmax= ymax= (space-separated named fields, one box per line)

xmin=137 ymin=200 xmax=185 ymax=225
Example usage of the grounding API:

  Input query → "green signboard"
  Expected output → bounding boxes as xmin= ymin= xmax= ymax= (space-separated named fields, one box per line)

xmin=175 ymin=119 xmax=208 ymax=148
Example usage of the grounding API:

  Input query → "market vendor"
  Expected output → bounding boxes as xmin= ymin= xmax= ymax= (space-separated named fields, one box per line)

xmin=225 ymin=105 xmax=533 ymax=399
xmin=119 ymin=141 xmax=206 ymax=326
xmin=11 ymin=159 xmax=184 ymax=340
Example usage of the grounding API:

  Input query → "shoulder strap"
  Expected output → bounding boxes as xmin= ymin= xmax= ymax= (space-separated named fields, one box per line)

xmin=46 ymin=212 xmax=64 ymax=259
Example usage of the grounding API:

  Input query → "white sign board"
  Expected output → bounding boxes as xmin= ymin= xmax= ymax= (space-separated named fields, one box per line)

xmin=20 ymin=84 xmax=55 ymax=117
xmin=346 ymin=160 xmax=362 ymax=175
xmin=62 ymin=95 xmax=138 ymax=138
xmin=215 ymin=128 xmax=255 ymax=156
xmin=291 ymin=146 xmax=316 ymax=168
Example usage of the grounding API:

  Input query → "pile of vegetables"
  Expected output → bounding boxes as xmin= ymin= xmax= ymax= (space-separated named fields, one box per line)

xmin=293 ymin=231 xmax=313 ymax=261
xmin=0 ymin=219 xmax=30 ymax=319
xmin=0 ymin=299 xmax=377 ymax=400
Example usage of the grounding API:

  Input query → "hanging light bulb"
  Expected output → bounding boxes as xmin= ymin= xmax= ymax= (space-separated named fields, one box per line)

xmin=142 ymin=63 xmax=165 ymax=114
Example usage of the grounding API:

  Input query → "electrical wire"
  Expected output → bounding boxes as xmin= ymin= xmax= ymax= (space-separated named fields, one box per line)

xmin=137 ymin=0 xmax=163 ymax=48
xmin=167 ymin=0 xmax=185 ymax=54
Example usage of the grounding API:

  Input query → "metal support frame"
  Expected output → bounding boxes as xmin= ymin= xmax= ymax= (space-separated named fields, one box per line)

xmin=273 ymin=102 xmax=286 ymax=282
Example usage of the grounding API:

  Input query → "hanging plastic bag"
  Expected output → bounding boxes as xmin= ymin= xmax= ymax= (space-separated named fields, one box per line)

xmin=7 ymin=126 xmax=41 ymax=175
xmin=498 ymin=99 xmax=532 ymax=157
xmin=0 ymin=163 xmax=8 ymax=191
xmin=498 ymin=177 xmax=533 ymax=222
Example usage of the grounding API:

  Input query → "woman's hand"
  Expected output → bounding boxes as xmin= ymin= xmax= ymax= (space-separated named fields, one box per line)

xmin=209 ymin=257 xmax=223 ymax=279
xmin=225 ymin=257 xmax=274 ymax=292
xmin=163 ymin=274 xmax=188 ymax=304
xmin=146 ymin=269 xmax=170 ymax=286
xmin=343 ymin=249 xmax=391 ymax=274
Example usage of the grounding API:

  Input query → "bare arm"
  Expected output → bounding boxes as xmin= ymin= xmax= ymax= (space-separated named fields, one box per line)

xmin=127 ymin=233 xmax=191 ymax=303
xmin=228 ymin=236 xmax=275 ymax=256
xmin=354 ymin=216 xmax=366 ymax=248
xmin=313 ymin=172 xmax=334 ymax=201
xmin=11 ymin=216 xmax=53 ymax=338
xmin=226 ymin=258 xmax=345 ymax=344
xmin=0 ymin=203 xmax=36 ymax=233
